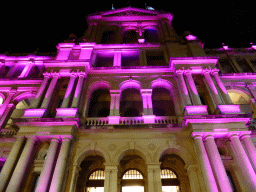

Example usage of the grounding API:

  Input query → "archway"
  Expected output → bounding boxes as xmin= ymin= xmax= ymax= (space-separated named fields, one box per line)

xmin=152 ymin=88 xmax=175 ymax=116
xmin=87 ymin=89 xmax=110 ymax=117
xmin=76 ymin=155 xmax=106 ymax=192
xmin=120 ymin=88 xmax=143 ymax=117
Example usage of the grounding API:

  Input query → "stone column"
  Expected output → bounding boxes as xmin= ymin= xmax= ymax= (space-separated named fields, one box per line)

xmin=110 ymin=168 xmax=118 ymax=192
xmin=0 ymin=137 xmax=25 ymax=192
xmin=104 ymin=169 xmax=111 ymax=192
xmin=71 ymin=73 xmax=86 ymax=108
xmin=41 ymin=73 xmax=59 ymax=109
xmin=203 ymin=70 xmax=223 ymax=105
xmin=61 ymin=74 xmax=77 ymax=108
xmin=212 ymin=71 xmax=233 ymax=104
xmin=113 ymin=50 xmax=121 ymax=67
xmin=31 ymin=73 xmax=51 ymax=108
xmin=109 ymin=90 xmax=121 ymax=116
xmin=147 ymin=168 xmax=154 ymax=192
xmin=185 ymin=71 xmax=202 ymax=105
xmin=35 ymin=138 xmax=59 ymax=192
xmin=49 ymin=137 xmax=71 ymax=192
xmin=69 ymin=164 xmax=81 ymax=192
xmin=241 ymin=134 xmax=256 ymax=170
xmin=193 ymin=135 xmax=218 ymax=192
xmin=176 ymin=71 xmax=192 ymax=107
xmin=229 ymin=134 xmax=256 ymax=191
xmin=185 ymin=164 xmax=202 ymax=192
xmin=152 ymin=164 xmax=162 ymax=192
xmin=0 ymin=103 xmax=15 ymax=128
xmin=204 ymin=135 xmax=233 ymax=192
xmin=141 ymin=89 xmax=153 ymax=115
xmin=6 ymin=137 xmax=37 ymax=192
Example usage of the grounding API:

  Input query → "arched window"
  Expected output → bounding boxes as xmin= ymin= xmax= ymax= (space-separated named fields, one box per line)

xmin=122 ymin=169 xmax=144 ymax=192
xmin=87 ymin=170 xmax=105 ymax=192
xmin=152 ymin=88 xmax=175 ymax=116
xmin=87 ymin=89 xmax=110 ymax=117
xmin=120 ymin=88 xmax=143 ymax=117
xmin=161 ymin=169 xmax=180 ymax=192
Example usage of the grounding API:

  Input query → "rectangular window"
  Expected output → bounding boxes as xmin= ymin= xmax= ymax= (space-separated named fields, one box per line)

xmin=68 ymin=49 xmax=81 ymax=60
xmin=146 ymin=50 xmax=167 ymax=66
xmin=121 ymin=51 xmax=140 ymax=67
xmin=94 ymin=52 xmax=114 ymax=67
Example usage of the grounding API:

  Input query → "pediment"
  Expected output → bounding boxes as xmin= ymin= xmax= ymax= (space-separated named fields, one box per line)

xmin=101 ymin=7 xmax=158 ymax=17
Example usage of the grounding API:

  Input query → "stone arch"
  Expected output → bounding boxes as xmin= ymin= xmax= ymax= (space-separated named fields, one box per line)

xmin=150 ymin=78 xmax=173 ymax=92
xmin=87 ymin=80 xmax=111 ymax=96
xmin=153 ymin=143 xmax=194 ymax=165
xmin=11 ymin=92 xmax=36 ymax=105
xmin=112 ymin=145 xmax=152 ymax=164
xmin=119 ymin=79 xmax=141 ymax=91
xmin=73 ymin=144 xmax=111 ymax=166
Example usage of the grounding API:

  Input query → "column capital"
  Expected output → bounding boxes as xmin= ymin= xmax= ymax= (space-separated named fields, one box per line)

xmin=176 ymin=69 xmax=184 ymax=75
xmin=203 ymin=135 xmax=215 ymax=140
xmin=192 ymin=134 xmax=203 ymax=139
xmin=61 ymin=137 xmax=72 ymax=142
xmin=43 ymin=72 xmax=51 ymax=78
xmin=140 ymin=89 xmax=153 ymax=95
xmin=240 ymin=134 xmax=251 ymax=140
xmin=27 ymin=136 xmax=38 ymax=142
xmin=185 ymin=163 xmax=198 ymax=173
xmin=110 ymin=90 xmax=121 ymax=95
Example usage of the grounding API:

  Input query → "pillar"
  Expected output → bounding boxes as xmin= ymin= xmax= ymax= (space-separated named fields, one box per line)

xmin=204 ymin=135 xmax=233 ymax=192
xmin=49 ymin=137 xmax=71 ymax=192
xmin=193 ymin=135 xmax=218 ymax=192
xmin=6 ymin=137 xmax=37 ymax=192
xmin=0 ymin=137 xmax=25 ymax=192
xmin=176 ymin=71 xmax=192 ymax=107
xmin=31 ymin=73 xmax=51 ymax=108
xmin=113 ymin=50 xmax=121 ymax=67
xmin=147 ymin=168 xmax=154 ymax=192
xmin=141 ymin=89 xmax=153 ymax=115
xmin=185 ymin=164 xmax=202 ymax=192
xmin=71 ymin=73 xmax=86 ymax=108
xmin=241 ymin=134 xmax=256 ymax=170
xmin=212 ymin=71 xmax=233 ymax=104
xmin=69 ymin=164 xmax=81 ymax=192
xmin=203 ymin=70 xmax=223 ymax=105
xmin=61 ymin=74 xmax=77 ymax=108
xmin=229 ymin=134 xmax=256 ymax=191
xmin=35 ymin=138 xmax=59 ymax=192
xmin=185 ymin=71 xmax=202 ymax=105
xmin=104 ymin=169 xmax=111 ymax=192
xmin=109 ymin=90 xmax=121 ymax=116
xmin=110 ymin=168 xmax=118 ymax=192
xmin=40 ymin=73 xmax=59 ymax=109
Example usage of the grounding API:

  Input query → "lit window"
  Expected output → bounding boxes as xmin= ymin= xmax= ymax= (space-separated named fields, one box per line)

xmin=161 ymin=169 xmax=177 ymax=179
xmin=89 ymin=170 xmax=105 ymax=180
xmin=161 ymin=169 xmax=180 ymax=192
xmin=122 ymin=169 xmax=143 ymax=179
xmin=0 ymin=97 xmax=3 ymax=104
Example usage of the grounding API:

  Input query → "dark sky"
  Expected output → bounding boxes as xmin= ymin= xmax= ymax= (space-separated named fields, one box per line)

xmin=0 ymin=1 xmax=255 ymax=55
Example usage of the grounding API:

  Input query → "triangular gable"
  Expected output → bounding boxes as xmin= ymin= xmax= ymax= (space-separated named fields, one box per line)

xmin=95 ymin=7 xmax=159 ymax=17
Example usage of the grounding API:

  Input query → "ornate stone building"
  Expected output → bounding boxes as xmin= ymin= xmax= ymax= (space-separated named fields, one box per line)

xmin=0 ymin=6 xmax=256 ymax=192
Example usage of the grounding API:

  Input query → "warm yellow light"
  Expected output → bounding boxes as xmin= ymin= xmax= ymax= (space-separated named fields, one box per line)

xmin=87 ymin=187 xmax=104 ymax=192
xmin=122 ymin=186 xmax=144 ymax=192
xmin=0 ymin=97 xmax=3 ymax=105
xmin=162 ymin=186 xmax=180 ymax=192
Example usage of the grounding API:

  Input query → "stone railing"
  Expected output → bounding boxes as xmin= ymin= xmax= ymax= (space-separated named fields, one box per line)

xmin=155 ymin=116 xmax=179 ymax=124
xmin=0 ymin=129 xmax=17 ymax=138
xmin=119 ymin=117 xmax=144 ymax=125
xmin=85 ymin=117 xmax=109 ymax=125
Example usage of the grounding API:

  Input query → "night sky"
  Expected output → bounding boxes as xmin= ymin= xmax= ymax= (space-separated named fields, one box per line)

xmin=0 ymin=1 xmax=255 ymax=55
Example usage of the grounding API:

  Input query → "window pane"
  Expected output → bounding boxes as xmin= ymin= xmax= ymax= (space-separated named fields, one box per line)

xmin=162 ymin=186 xmax=180 ymax=192
xmin=122 ymin=170 xmax=143 ymax=179
xmin=89 ymin=170 xmax=105 ymax=180
xmin=161 ymin=169 xmax=177 ymax=179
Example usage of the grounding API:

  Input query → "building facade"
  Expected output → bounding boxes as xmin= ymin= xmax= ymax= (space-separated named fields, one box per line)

xmin=0 ymin=6 xmax=256 ymax=192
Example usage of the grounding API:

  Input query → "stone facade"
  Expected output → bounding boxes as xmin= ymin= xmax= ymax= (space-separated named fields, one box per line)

xmin=0 ymin=6 xmax=256 ymax=192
